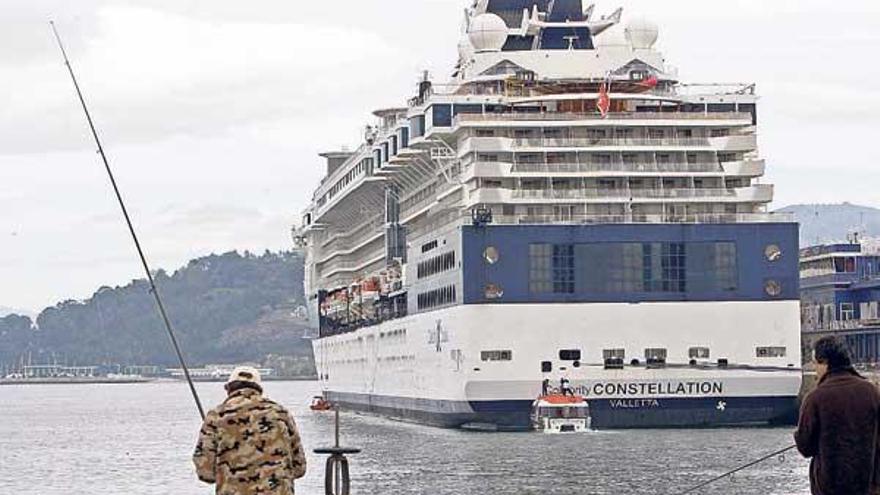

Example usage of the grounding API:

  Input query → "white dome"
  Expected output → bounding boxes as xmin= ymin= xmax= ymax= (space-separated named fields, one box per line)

xmin=625 ymin=17 xmax=659 ymax=49
xmin=594 ymin=26 xmax=630 ymax=49
xmin=468 ymin=13 xmax=508 ymax=53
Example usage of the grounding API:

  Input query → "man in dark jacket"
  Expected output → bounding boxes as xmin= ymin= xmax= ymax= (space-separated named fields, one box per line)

xmin=795 ymin=336 xmax=880 ymax=495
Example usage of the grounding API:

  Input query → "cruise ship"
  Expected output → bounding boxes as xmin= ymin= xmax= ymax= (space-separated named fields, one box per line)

xmin=295 ymin=0 xmax=802 ymax=430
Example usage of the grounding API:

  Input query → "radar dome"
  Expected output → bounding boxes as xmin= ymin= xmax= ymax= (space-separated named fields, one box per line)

xmin=625 ymin=17 xmax=659 ymax=49
xmin=468 ymin=13 xmax=508 ymax=53
xmin=594 ymin=26 xmax=630 ymax=49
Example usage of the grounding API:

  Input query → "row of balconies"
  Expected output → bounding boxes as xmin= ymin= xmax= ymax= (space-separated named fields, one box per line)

xmin=459 ymin=135 xmax=757 ymax=155
xmin=453 ymin=111 xmax=754 ymax=124
xmin=466 ymin=159 xmax=766 ymax=178
xmin=489 ymin=212 xmax=790 ymax=226
xmin=471 ymin=184 xmax=773 ymax=204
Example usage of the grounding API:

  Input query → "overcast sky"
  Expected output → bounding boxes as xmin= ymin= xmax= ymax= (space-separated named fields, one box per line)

xmin=1 ymin=0 xmax=879 ymax=312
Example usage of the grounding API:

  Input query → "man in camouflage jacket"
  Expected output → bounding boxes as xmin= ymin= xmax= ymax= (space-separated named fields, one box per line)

xmin=194 ymin=367 xmax=307 ymax=494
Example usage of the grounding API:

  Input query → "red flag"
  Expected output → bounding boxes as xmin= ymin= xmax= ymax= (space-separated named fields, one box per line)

xmin=597 ymin=81 xmax=611 ymax=118
xmin=641 ymin=75 xmax=659 ymax=89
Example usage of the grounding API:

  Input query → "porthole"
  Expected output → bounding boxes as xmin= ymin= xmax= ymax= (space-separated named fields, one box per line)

xmin=765 ymin=280 xmax=782 ymax=297
xmin=483 ymin=246 xmax=500 ymax=265
xmin=485 ymin=284 xmax=504 ymax=300
xmin=764 ymin=244 xmax=782 ymax=262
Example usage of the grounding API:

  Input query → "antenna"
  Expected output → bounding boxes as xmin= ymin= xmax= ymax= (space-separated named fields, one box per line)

xmin=50 ymin=21 xmax=206 ymax=420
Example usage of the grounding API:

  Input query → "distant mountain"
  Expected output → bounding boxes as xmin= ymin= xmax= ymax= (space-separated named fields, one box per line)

xmin=777 ymin=203 xmax=880 ymax=247
xmin=0 ymin=307 xmax=35 ymax=318
xmin=0 ymin=251 xmax=314 ymax=374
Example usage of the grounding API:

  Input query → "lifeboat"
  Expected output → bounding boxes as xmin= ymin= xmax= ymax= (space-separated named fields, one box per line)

xmin=310 ymin=396 xmax=333 ymax=411
xmin=531 ymin=394 xmax=591 ymax=433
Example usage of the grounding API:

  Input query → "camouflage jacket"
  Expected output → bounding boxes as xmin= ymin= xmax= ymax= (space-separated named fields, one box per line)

xmin=193 ymin=388 xmax=307 ymax=495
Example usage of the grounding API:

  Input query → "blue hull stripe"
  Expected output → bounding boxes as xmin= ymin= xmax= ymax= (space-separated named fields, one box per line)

xmin=326 ymin=392 xmax=799 ymax=431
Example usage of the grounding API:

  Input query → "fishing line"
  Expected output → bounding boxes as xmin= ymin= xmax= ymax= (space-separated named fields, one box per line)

xmin=675 ymin=444 xmax=797 ymax=495
xmin=49 ymin=21 xmax=206 ymax=420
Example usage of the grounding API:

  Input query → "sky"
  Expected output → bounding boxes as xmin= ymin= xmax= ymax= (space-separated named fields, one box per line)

xmin=1 ymin=0 xmax=879 ymax=312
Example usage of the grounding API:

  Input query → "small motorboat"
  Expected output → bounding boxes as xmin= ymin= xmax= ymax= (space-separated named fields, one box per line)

xmin=310 ymin=396 xmax=333 ymax=411
xmin=531 ymin=394 xmax=591 ymax=433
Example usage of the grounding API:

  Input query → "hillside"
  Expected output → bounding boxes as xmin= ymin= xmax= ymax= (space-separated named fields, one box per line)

xmin=777 ymin=203 xmax=880 ymax=247
xmin=0 ymin=251 xmax=314 ymax=372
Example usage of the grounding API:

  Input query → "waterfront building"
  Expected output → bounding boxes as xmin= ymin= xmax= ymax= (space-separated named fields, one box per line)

xmin=800 ymin=238 xmax=880 ymax=368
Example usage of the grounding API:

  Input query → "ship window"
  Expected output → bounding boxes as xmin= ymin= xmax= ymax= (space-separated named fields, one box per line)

xmin=559 ymin=349 xmax=581 ymax=361
xmin=400 ymin=127 xmax=410 ymax=149
xmin=645 ymin=348 xmax=667 ymax=367
xmin=765 ymin=244 xmax=782 ymax=262
xmin=475 ymin=129 xmax=495 ymax=137
xmin=530 ymin=241 xmax=737 ymax=295
xmin=603 ymin=349 xmax=625 ymax=369
xmin=834 ymin=257 xmax=857 ymax=273
xmin=756 ymin=346 xmax=786 ymax=358
xmin=481 ymin=350 xmax=513 ymax=362
xmin=764 ymin=279 xmax=782 ymax=297
xmin=689 ymin=347 xmax=711 ymax=359
xmin=708 ymin=103 xmax=736 ymax=113
xmin=421 ymin=240 xmax=438 ymax=254
xmin=410 ymin=115 xmax=425 ymax=138
xmin=416 ymin=285 xmax=457 ymax=310
xmin=417 ymin=251 xmax=456 ymax=279
xmin=541 ymin=361 xmax=553 ymax=373
xmin=453 ymin=104 xmax=483 ymax=115
xmin=431 ymin=104 xmax=453 ymax=128
xmin=840 ymin=303 xmax=855 ymax=321
xmin=529 ymin=244 xmax=575 ymax=294
xmin=483 ymin=246 xmax=500 ymax=265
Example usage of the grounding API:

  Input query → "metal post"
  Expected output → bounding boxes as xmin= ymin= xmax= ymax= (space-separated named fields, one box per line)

xmin=314 ymin=408 xmax=361 ymax=495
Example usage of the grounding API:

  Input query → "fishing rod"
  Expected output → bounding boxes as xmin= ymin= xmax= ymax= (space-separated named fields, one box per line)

xmin=49 ymin=21 xmax=206 ymax=421
xmin=675 ymin=444 xmax=798 ymax=494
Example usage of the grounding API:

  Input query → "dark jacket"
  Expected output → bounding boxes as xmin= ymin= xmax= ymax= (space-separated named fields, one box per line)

xmin=794 ymin=369 xmax=880 ymax=495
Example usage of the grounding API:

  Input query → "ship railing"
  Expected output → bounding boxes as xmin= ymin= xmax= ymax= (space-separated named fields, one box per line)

xmin=511 ymin=187 xmax=737 ymax=200
xmin=510 ymin=161 xmax=722 ymax=174
xmin=804 ymin=319 xmax=880 ymax=332
xmin=454 ymin=111 xmax=752 ymax=124
xmin=420 ymin=211 xmax=793 ymax=232
xmin=486 ymin=212 xmax=793 ymax=226
xmin=511 ymin=137 xmax=714 ymax=148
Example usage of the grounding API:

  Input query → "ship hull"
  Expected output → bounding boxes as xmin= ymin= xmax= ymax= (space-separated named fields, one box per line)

xmin=312 ymin=301 xmax=803 ymax=430
xmin=326 ymin=392 xmax=798 ymax=431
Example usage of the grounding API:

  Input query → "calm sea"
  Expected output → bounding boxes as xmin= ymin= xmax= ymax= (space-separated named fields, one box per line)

xmin=0 ymin=381 xmax=810 ymax=495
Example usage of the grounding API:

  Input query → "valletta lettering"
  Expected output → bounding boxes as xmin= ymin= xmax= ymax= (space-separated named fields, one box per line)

xmin=574 ymin=381 xmax=723 ymax=397
xmin=610 ymin=399 xmax=660 ymax=409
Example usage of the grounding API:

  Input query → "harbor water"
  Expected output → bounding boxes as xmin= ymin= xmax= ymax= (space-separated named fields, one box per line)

xmin=0 ymin=381 xmax=810 ymax=495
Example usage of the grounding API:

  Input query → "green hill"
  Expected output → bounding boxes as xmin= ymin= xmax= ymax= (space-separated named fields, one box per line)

xmin=0 ymin=251 xmax=313 ymax=373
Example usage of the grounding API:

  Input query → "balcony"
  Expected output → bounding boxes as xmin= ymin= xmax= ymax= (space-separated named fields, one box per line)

xmin=473 ymin=184 xmax=773 ymax=204
xmin=454 ymin=112 xmax=754 ymax=125
xmin=511 ymin=187 xmax=735 ymax=200
xmin=491 ymin=212 xmax=793 ymax=225
xmin=462 ymin=135 xmax=757 ymax=154
xmin=509 ymin=161 xmax=723 ymax=174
